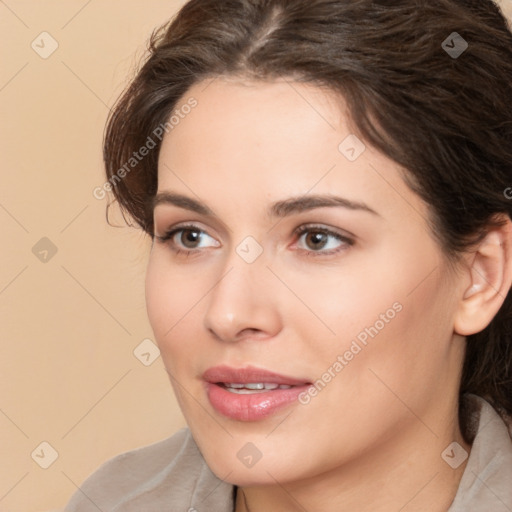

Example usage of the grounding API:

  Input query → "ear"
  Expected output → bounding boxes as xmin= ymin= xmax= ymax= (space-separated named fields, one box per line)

xmin=454 ymin=215 xmax=512 ymax=336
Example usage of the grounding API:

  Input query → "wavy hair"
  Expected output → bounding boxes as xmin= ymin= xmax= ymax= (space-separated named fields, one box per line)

xmin=102 ymin=0 xmax=512 ymax=439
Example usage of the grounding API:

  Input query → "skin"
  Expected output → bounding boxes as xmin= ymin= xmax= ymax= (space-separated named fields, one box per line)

xmin=145 ymin=77 xmax=512 ymax=512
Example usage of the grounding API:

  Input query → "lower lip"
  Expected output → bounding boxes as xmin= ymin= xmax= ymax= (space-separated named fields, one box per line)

xmin=206 ymin=383 xmax=310 ymax=421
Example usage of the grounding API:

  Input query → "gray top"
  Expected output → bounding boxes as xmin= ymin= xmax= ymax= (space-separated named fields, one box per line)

xmin=64 ymin=394 xmax=512 ymax=512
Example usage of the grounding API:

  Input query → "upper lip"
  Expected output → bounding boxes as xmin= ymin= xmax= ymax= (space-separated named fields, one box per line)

xmin=203 ymin=365 xmax=311 ymax=386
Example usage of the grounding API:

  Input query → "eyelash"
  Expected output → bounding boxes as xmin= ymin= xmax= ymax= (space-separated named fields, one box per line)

xmin=294 ymin=225 xmax=354 ymax=257
xmin=155 ymin=223 xmax=354 ymax=258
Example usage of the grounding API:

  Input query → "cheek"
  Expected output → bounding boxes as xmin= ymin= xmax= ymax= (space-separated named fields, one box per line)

xmin=327 ymin=273 xmax=455 ymax=417
xmin=294 ymin=245 xmax=454 ymax=399
xmin=145 ymin=254 xmax=203 ymax=355
xmin=277 ymin=254 xmax=403 ymax=357
xmin=145 ymin=255 xmax=172 ymax=336
xmin=145 ymin=255 xmax=206 ymax=409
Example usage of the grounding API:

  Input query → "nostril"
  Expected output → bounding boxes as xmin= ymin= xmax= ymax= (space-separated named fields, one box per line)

xmin=235 ymin=328 xmax=271 ymax=342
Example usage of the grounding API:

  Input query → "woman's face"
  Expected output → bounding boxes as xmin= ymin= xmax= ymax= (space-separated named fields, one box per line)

xmin=146 ymin=78 xmax=467 ymax=485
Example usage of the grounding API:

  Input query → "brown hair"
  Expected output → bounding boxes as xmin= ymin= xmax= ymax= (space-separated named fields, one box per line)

xmin=103 ymin=0 xmax=512 ymax=438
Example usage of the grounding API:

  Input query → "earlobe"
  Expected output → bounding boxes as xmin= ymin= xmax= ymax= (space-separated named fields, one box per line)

xmin=454 ymin=216 xmax=512 ymax=336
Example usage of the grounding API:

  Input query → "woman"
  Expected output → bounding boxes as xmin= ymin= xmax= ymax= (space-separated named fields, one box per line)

xmin=65 ymin=0 xmax=512 ymax=510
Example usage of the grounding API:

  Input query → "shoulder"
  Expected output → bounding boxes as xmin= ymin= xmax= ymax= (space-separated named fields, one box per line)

xmin=449 ymin=394 xmax=512 ymax=511
xmin=64 ymin=428 xmax=235 ymax=512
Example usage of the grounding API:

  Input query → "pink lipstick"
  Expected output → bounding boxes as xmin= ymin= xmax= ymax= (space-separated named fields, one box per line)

xmin=203 ymin=365 xmax=312 ymax=421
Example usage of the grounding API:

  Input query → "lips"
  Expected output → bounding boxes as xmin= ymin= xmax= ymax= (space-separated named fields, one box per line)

xmin=203 ymin=365 xmax=312 ymax=421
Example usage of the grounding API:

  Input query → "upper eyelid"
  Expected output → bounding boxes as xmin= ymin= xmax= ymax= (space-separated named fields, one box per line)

xmin=294 ymin=223 xmax=354 ymax=238
xmin=293 ymin=226 xmax=354 ymax=249
xmin=159 ymin=222 xmax=349 ymax=236
xmin=153 ymin=207 xmax=234 ymax=236
xmin=159 ymin=223 xmax=353 ymax=249
xmin=157 ymin=223 xmax=218 ymax=243
xmin=152 ymin=197 xmax=379 ymax=238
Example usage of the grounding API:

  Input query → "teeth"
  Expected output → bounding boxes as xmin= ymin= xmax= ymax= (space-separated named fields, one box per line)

xmin=245 ymin=383 xmax=265 ymax=390
xmin=223 ymin=382 xmax=294 ymax=393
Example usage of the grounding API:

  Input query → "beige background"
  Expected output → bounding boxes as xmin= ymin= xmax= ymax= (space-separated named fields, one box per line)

xmin=1 ymin=1 xmax=511 ymax=511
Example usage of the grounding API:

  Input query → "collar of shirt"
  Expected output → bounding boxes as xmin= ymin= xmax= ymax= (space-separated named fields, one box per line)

xmin=64 ymin=393 xmax=512 ymax=512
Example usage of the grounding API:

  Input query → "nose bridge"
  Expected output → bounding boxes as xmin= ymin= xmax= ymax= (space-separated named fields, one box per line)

xmin=203 ymin=241 xmax=281 ymax=342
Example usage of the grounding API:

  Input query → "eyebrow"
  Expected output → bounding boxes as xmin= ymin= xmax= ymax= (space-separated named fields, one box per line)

xmin=152 ymin=192 xmax=379 ymax=218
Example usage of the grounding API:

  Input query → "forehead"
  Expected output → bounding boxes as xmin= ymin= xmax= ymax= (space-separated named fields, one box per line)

xmin=156 ymin=77 xmax=428 ymax=224
xmin=160 ymin=77 xmax=343 ymax=168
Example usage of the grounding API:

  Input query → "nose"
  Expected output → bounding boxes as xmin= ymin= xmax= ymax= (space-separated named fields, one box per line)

xmin=203 ymin=254 xmax=283 ymax=343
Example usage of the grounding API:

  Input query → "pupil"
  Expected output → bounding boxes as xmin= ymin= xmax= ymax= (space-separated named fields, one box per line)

xmin=182 ymin=229 xmax=200 ymax=248
xmin=307 ymin=231 xmax=327 ymax=250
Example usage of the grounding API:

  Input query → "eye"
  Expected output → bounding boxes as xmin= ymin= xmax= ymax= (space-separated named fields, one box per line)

xmin=293 ymin=224 xmax=353 ymax=255
xmin=155 ymin=222 xmax=353 ymax=257
xmin=156 ymin=224 xmax=220 ymax=253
